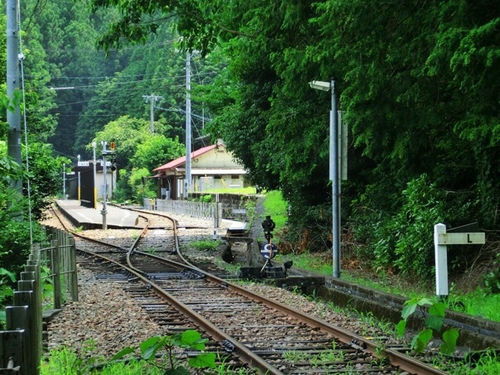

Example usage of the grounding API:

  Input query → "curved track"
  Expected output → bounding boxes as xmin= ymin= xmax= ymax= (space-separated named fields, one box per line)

xmin=47 ymin=204 xmax=449 ymax=374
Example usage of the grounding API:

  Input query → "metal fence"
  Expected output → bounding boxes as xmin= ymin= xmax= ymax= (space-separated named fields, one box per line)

xmin=145 ymin=198 xmax=218 ymax=221
xmin=0 ymin=228 xmax=78 ymax=374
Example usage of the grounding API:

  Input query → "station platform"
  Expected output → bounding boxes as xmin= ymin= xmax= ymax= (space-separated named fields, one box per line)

xmin=56 ymin=200 xmax=139 ymax=229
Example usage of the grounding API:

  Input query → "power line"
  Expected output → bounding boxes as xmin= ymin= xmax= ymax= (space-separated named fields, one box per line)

xmin=44 ymin=70 xmax=218 ymax=81
xmin=154 ymin=105 xmax=212 ymax=121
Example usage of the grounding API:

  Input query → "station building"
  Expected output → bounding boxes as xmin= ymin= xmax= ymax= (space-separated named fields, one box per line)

xmin=152 ymin=141 xmax=249 ymax=199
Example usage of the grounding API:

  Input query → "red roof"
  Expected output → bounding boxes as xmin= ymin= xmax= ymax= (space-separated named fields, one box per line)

xmin=153 ymin=144 xmax=218 ymax=172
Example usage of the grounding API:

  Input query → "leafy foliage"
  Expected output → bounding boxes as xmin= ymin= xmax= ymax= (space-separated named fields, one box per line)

xmin=113 ymin=330 xmax=216 ymax=373
xmin=90 ymin=116 xmax=184 ymax=203
xmin=397 ymin=297 xmax=459 ymax=355
xmin=131 ymin=134 xmax=184 ymax=173
xmin=21 ymin=0 xmax=498 ymax=283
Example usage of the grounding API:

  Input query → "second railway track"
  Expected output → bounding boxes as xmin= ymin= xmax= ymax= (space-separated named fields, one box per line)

xmin=43 ymin=203 xmax=451 ymax=374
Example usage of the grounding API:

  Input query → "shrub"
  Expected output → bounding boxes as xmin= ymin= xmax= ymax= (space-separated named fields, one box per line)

xmin=358 ymin=174 xmax=446 ymax=279
xmin=201 ymin=194 xmax=212 ymax=203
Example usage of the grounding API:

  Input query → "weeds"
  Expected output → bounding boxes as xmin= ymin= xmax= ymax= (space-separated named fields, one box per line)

xmin=190 ymin=239 xmax=221 ymax=252
xmin=396 ymin=297 xmax=459 ymax=354
xmin=283 ymin=340 xmax=345 ymax=368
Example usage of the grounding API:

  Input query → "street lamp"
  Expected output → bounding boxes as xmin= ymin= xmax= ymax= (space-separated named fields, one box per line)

xmin=309 ymin=79 xmax=341 ymax=278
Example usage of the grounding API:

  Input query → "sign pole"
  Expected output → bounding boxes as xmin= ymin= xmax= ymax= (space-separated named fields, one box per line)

xmin=434 ymin=223 xmax=448 ymax=297
xmin=434 ymin=222 xmax=485 ymax=298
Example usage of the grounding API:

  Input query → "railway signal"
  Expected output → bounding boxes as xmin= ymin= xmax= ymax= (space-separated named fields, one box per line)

xmin=260 ymin=216 xmax=277 ymax=272
xmin=101 ymin=141 xmax=116 ymax=230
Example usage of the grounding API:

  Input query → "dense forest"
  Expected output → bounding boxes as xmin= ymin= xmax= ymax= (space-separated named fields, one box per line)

xmin=0 ymin=0 xmax=498 ymax=284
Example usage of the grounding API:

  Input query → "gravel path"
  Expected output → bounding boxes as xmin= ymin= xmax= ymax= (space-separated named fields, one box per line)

xmin=46 ymin=267 xmax=163 ymax=359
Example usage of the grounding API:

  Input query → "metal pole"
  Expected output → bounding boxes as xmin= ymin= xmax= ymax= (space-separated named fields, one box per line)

xmin=92 ymin=142 xmax=97 ymax=208
xmin=6 ymin=0 xmax=22 ymax=193
xmin=330 ymin=80 xmax=340 ymax=278
xmin=101 ymin=141 xmax=107 ymax=230
xmin=77 ymin=155 xmax=81 ymax=201
xmin=150 ymin=93 xmax=155 ymax=133
xmin=62 ymin=163 xmax=66 ymax=199
xmin=185 ymin=51 xmax=192 ymax=198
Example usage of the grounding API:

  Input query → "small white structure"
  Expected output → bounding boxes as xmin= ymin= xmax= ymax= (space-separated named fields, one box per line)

xmin=434 ymin=223 xmax=485 ymax=297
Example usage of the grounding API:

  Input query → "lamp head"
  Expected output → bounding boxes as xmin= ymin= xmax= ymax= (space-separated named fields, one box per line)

xmin=309 ymin=80 xmax=331 ymax=91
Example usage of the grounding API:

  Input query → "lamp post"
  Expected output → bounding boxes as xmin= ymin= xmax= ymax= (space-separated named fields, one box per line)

xmin=92 ymin=142 xmax=97 ymax=209
xmin=309 ymin=79 xmax=341 ymax=278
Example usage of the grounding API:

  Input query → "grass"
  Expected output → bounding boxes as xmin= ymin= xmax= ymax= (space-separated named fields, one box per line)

xmin=275 ymin=251 xmax=500 ymax=322
xmin=41 ymin=346 xmax=162 ymax=375
xmin=41 ymin=346 xmax=257 ymax=374
xmin=445 ymin=349 xmax=500 ymax=374
xmin=283 ymin=341 xmax=345 ymax=367
xmin=447 ymin=287 xmax=500 ymax=322
xmin=190 ymin=239 xmax=221 ymax=252
xmin=275 ymin=252 xmax=332 ymax=276
xmin=262 ymin=190 xmax=288 ymax=234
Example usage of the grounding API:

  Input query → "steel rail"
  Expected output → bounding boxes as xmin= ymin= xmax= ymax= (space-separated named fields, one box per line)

xmin=50 ymin=204 xmax=282 ymax=373
xmin=77 ymin=247 xmax=284 ymax=374
xmin=51 ymin=204 xmax=446 ymax=374
xmin=136 ymin=251 xmax=447 ymax=375
xmin=113 ymin=205 xmax=448 ymax=374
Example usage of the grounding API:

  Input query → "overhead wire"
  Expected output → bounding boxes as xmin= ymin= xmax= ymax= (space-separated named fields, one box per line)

xmin=44 ymin=70 xmax=218 ymax=82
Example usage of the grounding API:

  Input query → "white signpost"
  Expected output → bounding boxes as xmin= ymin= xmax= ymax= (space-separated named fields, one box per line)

xmin=434 ymin=223 xmax=485 ymax=297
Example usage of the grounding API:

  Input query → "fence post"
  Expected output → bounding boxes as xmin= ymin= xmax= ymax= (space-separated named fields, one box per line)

xmin=21 ymin=251 xmax=42 ymax=374
xmin=61 ymin=232 xmax=68 ymax=296
xmin=68 ymin=236 xmax=78 ymax=301
xmin=18 ymin=280 xmax=41 ymax=373
xmin=51 ymin=240 xmax=61 ymax=309
xmin=0 ymin=330 xmax=24 ymax=374
xmin=5 ymin=306 xmax=29 ymax=375
xmin=13 ymin=290 xmax=35 ymax=375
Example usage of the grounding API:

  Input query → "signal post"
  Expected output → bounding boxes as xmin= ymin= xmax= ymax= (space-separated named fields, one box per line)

xmin=101 ymin=141 xmax=116 ymax=230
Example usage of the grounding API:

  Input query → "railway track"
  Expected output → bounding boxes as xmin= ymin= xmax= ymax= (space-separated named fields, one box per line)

xmin=45 ymin=204 xmax=449 ymax=374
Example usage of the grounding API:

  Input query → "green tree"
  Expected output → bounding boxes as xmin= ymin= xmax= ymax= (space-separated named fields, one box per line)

xmin=91 ymin=116 xmax=184 ymax=203
xmin=131 ymin=134 xmax=184 ymax=172
xmin=87 ymin=0 xmax=500 ymax=277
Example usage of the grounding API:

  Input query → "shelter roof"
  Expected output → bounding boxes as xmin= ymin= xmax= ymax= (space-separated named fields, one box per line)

xmin=153 ymin=144 xmax=218 ymax=173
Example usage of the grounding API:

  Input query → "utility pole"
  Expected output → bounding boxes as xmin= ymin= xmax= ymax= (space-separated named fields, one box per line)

xmin=184 ymin=51 xmax=192 ymax=198
xmin=142 ymin=94 xmax=162 ymax=133
xmin=6 ymin=0 xmax=22 ymax=192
